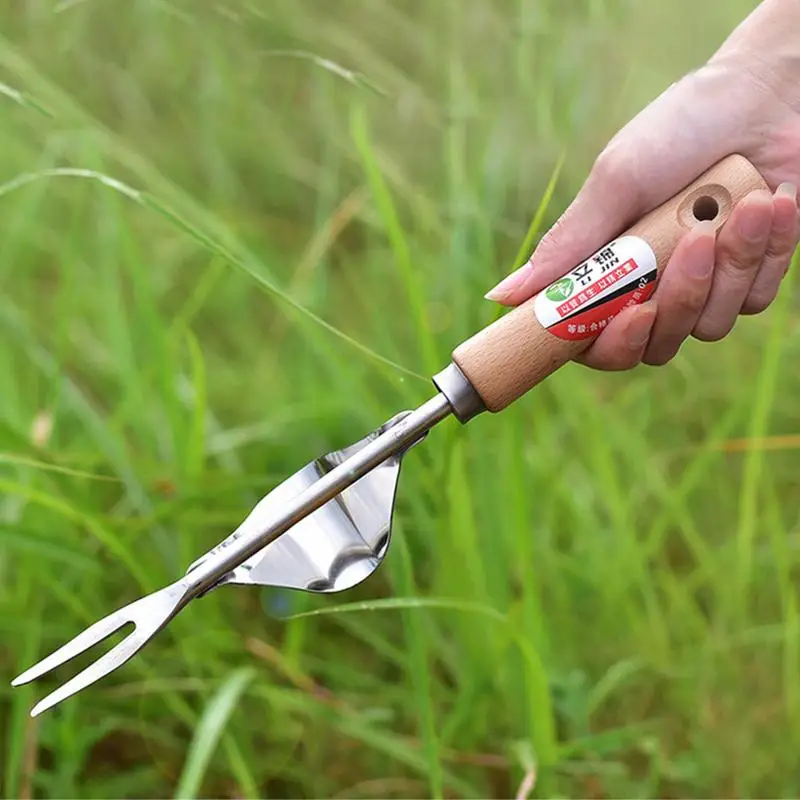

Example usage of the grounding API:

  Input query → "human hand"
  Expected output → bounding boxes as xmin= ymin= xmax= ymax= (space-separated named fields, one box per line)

xmin=486 ymin=4 xmax=800 ymax=370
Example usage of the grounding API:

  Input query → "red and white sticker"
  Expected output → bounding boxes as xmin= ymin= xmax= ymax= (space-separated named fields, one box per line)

xmin=533 ymin=236 xmax=657 ymax=340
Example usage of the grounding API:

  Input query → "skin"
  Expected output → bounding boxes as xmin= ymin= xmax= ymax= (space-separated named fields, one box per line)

xmin=485 ymin=0 xmax=800 ymax=371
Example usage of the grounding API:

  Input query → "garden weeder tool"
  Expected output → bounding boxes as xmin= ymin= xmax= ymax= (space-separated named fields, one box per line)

xmin=12 ymin=154 xmax=767 ymax=716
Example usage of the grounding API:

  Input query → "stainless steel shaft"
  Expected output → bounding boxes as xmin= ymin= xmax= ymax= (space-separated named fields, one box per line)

xmin=185 ymin=392 xmax=454 ymax=595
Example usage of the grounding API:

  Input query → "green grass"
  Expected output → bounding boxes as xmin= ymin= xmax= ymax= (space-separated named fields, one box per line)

xmin=2 ymin=0 xmax=800 ymax=796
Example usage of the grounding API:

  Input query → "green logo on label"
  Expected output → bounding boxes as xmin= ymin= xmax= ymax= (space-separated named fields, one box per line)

xmin=545 ymin=278 xmax=574 ymax=302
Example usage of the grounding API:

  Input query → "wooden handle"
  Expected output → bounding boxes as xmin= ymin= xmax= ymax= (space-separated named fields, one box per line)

xmin=451 ymin=153 xmax=769 ymax=413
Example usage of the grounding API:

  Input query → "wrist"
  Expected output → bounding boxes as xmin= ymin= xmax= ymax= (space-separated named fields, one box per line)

xmin=709 ymin=0 xmax=800 ymax=112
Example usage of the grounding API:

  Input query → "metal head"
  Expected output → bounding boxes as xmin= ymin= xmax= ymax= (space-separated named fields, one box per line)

xmin=10 ymin=400 xmax=452 ymax=716
xmin=187 ymin=411 xmax=422 ymax=594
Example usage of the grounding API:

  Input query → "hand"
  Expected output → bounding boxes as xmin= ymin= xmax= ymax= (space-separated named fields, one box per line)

xmin=485 ymin=9 xmax=800 ymax=370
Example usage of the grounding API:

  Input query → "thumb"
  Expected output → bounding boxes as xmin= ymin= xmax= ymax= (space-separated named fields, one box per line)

xmin=486 ymin=150 xmax=645 ymax=306
xmin=484 ymin=151 xmax=651 ymax=306
xmin=485 ymin=71 xmax=735 ymax=307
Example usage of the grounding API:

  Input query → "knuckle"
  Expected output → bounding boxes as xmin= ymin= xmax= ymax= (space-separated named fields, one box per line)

xmin=540 ymin=215 xmax=571 ymax=251
xmin=590 ymin=147 xmax=635 ymax=197
xmin=590 ymin=149 xmax=619 ymax=184
xmin=675 ymin=287 xmax=708 ymax=315
xmin=718 ymin=242 xmax=763 ymax=274
xmin=766 ymin=212 xmax=800 ymax=257
xmin=764 ymin=237 xmax=793 ymax=264
xmin=723 ymin=252 xmax=760 ymax=275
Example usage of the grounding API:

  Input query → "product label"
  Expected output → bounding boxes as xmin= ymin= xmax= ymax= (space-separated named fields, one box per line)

xmin=533 ymin=235 xmax=657 ymax=340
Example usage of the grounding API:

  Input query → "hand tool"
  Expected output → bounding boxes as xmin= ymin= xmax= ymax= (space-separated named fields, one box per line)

xmin=11 ymin=154 xmax=768 ymax=717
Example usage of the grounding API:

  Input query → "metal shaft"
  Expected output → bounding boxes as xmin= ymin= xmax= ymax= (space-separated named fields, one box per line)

xmin=185 ymin=392 xmax=454 ymax=595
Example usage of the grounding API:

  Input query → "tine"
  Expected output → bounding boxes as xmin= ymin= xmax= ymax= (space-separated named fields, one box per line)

xmin=12 ymin=580 xmax=191 ymax=717
xmin=28 ymin=626 xmax=152 ymax=717
xmin=11 ymin=607 xmax=131 ymax=687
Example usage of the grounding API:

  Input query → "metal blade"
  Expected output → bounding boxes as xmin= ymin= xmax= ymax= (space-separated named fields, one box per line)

xmin=186 ymin=411 xmax=420 ymax=593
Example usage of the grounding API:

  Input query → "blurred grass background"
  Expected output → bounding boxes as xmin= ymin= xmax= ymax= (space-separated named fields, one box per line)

xmin=2 ymin=0 xmax=800 ymax=797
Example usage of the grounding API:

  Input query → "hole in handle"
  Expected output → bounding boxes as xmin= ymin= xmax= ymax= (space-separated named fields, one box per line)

xmin=692 ymin=195 xmax=720 ymax=222
xmin=678 ymin=184 xmax=731 ymax=231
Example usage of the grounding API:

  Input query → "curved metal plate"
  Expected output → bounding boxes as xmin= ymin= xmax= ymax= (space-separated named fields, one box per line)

xmin=186 ymin=412 xmax=419 ymax=593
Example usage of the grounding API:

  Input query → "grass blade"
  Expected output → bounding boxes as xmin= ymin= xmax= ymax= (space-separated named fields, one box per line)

xmin=173 ymin=668 xmax=255 ymax=799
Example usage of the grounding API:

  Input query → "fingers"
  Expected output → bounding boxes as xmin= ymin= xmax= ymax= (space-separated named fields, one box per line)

xmin=576 ymin=222 xmax=716 ymax=370
xmin=573 ymin=184 xmax=797 ymax=372
xmin=484 ymin=109 xmax=731 ymax=307
xmin=691 ymin=189 xmax=774 ymax=341
xmin=487 ymin=173 xmax=799 ymax=375
xmin=575 ymin=303 xmax=658 ymax=371
xmin=740 ymin=182 xmax=800 ymax=315
xmin=482 ymin=68 xmax=747 ymax=309
xmin=482 ymin=156 xmax=645 ymax=306
xmin=642 ymin=222 xmax=718 ymax=365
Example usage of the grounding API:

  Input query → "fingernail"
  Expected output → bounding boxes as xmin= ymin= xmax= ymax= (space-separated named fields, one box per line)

xmin=484 ymin=263 xmax=532 ymax=301
xmin=627 ymin=307 xmax=656 ymax=349
xmin=688 ymin=221 xmax=716 ymax=278
xmin=773 ymin=183 xmax=799 ymax=234
xmin=737 ymin=196 xmax=773 ymax=242
xmin=694 ymin=219 xmax=717 ymax=235
xmin=776 ymin=182 xmax=798 ymax=204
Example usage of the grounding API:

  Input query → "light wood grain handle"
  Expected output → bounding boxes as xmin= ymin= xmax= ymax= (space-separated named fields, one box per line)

xmin=451 ymin=154 xmax=769 ymax=413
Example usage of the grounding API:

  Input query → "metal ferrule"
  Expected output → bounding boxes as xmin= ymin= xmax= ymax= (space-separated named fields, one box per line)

xmin=432 ymin=362 xmax=486 ymax=424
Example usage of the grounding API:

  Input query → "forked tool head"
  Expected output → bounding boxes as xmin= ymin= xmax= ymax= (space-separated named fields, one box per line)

xmin=11 ymin=580 xmax=192 ymax=716
xmin=11 ymin=396 xmax=454 ymax=716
